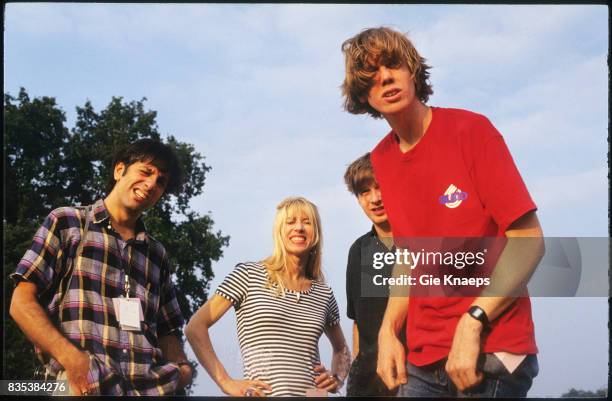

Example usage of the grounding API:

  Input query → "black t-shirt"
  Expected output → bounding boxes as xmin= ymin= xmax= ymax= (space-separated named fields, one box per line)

xmin=346 ymin=228 xmax=402 ymax=396
xmin=346 ymin=228 xmax=396 ymax=352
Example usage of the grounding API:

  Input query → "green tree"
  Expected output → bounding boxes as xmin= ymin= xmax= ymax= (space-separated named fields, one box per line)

xmin=3 ymin=88 xmax=229 ymax=390
xmin=561 ymin=387 xmax=608 ymax=397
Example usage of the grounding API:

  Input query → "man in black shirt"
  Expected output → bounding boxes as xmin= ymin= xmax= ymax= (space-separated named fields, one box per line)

xmin=344 ymin=153 xmax=402 ymax=396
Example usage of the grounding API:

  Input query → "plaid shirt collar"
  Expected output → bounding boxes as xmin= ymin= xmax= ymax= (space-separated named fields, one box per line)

xmin=91 ymin=199 xmax=149 ymax=243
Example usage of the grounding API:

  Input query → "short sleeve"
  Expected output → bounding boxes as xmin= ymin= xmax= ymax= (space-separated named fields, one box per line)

xmin=11 ymin=211 xmax=66 ymax=295
xmin=156 ymin=254 xmax=185 ymax=336
xmin=469 ymin=117 xmax=537 ymax=233
xmin=215 ymin=263 xmax=251 ymax=309
xmin=326 ymin=291 xmax=341 ymax=327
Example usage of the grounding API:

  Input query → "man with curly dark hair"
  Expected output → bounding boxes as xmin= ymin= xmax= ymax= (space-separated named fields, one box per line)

xmin=10 ymin=139 xmax=194 ymax=395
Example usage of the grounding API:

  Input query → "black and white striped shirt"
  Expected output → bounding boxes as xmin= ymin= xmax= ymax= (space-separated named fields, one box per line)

xmin=216 ymin=262 xmax=341 ymax=396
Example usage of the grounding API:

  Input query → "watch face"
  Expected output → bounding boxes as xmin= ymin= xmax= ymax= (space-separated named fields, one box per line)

xmin=469 ymin=306 xmax=488 ymax=324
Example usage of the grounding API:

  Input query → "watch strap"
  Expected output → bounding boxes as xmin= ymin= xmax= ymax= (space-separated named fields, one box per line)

xmin=467 ymin=305 xmax=489 ymax=327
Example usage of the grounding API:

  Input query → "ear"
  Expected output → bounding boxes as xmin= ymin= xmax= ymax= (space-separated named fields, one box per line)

xmin=113 ymin=162 xmax=126 ymax=181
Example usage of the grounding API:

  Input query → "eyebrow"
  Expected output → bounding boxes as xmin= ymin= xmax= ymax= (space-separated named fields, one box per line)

xmin=286 ymin=215 xmax=311 ymax=220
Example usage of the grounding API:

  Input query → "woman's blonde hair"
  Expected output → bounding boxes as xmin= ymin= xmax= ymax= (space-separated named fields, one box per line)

xmin=261 ymin=196 xmax=324 ymax=297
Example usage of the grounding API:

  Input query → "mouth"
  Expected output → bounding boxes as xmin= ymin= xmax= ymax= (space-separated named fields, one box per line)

xmin=289 ymin=235 xmax=307 ymax=244
xmin=134 ymin=188 xmax=148 ymax=202
xmin=382 ymin=88 xmax=401 ymax=99
xmin=371 ymin=205 xmax=386 ymax=215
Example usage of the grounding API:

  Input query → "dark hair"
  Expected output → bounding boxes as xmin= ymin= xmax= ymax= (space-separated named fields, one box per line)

xmin=341 ymin=27 xmax=433 ymax=119
xmin=344 ymin=152 xmax=376 ymax=196
xmin=106 ymin=138 xmax=184 ymax=195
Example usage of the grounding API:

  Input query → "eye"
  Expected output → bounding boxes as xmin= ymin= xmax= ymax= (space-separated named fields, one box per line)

xmin=364 ymin=64 xmax=378 ymax=73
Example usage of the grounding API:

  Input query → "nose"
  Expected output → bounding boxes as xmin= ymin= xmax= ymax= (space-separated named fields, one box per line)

xmin=369 ymin=189 xmax=382 ymax=204
xmin=378 ymin=65 xmax=394 ymax=85
xmin=143 ymin=175 xmax=158 ymax=190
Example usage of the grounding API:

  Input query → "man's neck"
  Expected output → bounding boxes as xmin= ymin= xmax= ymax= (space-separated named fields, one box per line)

xmin=373 ymin=222 xmax=392 ymax=238
xmin=373 ymin=222 xmax=394 ymax=250
xmin=103 ymin=194 xmax=140 ymax=239
xmin=385 ymin=101 xmax=431 ymax=153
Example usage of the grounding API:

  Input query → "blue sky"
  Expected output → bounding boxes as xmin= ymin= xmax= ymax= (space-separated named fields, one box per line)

xmin=4 ymin=4 xmax=608 ymax=396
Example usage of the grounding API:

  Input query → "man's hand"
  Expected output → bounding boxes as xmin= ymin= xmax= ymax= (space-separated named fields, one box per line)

xmin=376 ymin=329 xmax=407 ymax=390
xmin=176 ymin=364 xmax=194 ymax=390
xmin=62 ymin=349 xmax=92 ymax=396
xmin=445 ymin=313 xmax=484 ymax=392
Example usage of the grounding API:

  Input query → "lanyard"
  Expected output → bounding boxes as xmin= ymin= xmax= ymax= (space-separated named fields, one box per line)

xmin=124 ymin=264 xmax=131 ymax=297
xmin=107 ymin=219 xmax=132 ymax=298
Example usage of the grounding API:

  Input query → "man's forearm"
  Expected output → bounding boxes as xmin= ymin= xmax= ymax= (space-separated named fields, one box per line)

xmin=380 ymin=256 xmax=411 ymax=336
xmin=158 ymin=333 xmax=188 ymax=362
xmin=469 ymin=241 xmax=541 ymax=326
xmin=9 ymin=284 xmax=82 ymax=368
xmin=159 ymin=333 xmax=193 ymax=389
xmin=379 ymin=295 xmax=409 ymax=337
xmin=477 ymin=213 xmax=545 ymax=321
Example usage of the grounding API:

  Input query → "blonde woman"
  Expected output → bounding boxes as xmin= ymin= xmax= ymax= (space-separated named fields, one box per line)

xmin=186 ymin=197 xmax=350 ymax=396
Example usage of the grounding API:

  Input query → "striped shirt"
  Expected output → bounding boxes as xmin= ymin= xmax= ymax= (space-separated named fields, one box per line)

xmin=11 ymin=199 xmax=184 ymax=395
xmin=216 ymin=262 xmax=340 ymax=397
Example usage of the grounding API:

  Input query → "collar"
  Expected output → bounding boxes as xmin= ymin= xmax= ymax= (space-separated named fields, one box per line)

xmin=369 ymin=225 xmax=378 ymax=237
xmin=370 ymin=225 xmax=395 ymax=251
xmin=91 ymin=199 xmax=149 ymax=243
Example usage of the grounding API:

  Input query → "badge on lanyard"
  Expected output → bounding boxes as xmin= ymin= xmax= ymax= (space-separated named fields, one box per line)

xmin=112 ymin=258 xmax=144 ymax=331
xmin=113 ymin=297 xmax=144 ymax=331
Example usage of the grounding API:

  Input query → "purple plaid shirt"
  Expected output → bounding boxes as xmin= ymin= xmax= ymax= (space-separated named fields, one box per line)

xmin=12 ymin=199 xmax=185 ymax=395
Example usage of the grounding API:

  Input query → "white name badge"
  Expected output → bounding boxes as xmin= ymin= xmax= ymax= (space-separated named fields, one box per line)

xmin=113 ymin=297 xmax=144 ymax=331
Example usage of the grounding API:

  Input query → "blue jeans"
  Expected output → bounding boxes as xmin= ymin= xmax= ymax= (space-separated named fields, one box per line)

xmin=398 ymin=354 xmax=539 ymax=398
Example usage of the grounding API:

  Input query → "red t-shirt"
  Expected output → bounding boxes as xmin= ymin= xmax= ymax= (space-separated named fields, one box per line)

xmin=371 ymin=107 xmax=538 ymax=366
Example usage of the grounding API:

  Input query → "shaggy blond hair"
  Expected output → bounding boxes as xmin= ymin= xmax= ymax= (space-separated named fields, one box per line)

xmin=341 ymin=27 xmax=433 ymax=118
xmin=261 ymin=197 xmax=324 ymax=297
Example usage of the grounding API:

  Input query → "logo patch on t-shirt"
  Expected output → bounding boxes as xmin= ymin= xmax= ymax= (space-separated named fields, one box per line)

xmin=439 ymin=184 xmax=468 ymax=208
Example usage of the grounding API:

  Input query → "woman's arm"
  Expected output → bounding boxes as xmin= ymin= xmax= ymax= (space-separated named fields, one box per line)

xmin=314 ymin=323 xmax=351 ymax=393
xmin=185 ymin=294 xmax=271 ymax=396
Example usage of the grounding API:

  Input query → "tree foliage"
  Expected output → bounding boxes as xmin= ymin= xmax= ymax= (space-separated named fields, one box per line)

xmin=3 ymin=88 xmax=229 ymax=383
xmin=561 ymin=387 xmax=608 ymax=397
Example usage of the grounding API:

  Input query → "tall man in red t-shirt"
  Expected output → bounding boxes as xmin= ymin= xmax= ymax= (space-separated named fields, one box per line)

xmin=340 ymin=27 xmax=545 ymax=397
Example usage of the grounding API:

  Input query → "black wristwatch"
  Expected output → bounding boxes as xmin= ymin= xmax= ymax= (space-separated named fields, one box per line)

xmin=467 ymin=305 xmax=489 ymax=328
